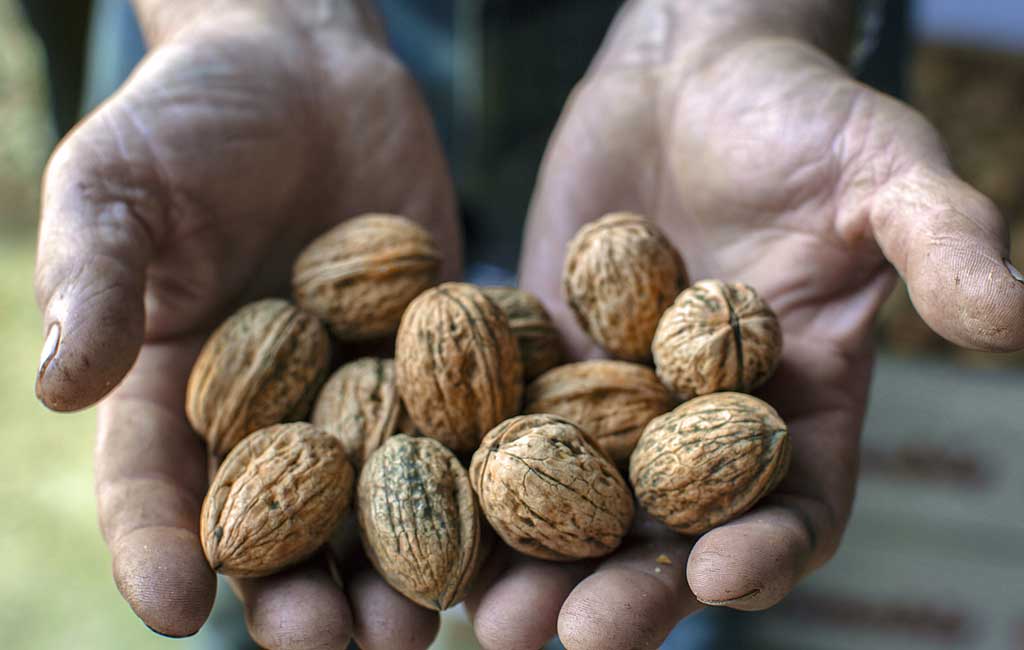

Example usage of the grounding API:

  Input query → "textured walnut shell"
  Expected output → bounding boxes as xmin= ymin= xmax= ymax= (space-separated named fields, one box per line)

xmin=186 ymin=299 xmax=331 ymax=457
xmin=563 ymin=212 xmax=687 ymax=361
xmin=311 ymin=357 xmax=413 ymax=469
xmin=470 ymin=414 xmax=633 ymax=561
xmin=525 ymin=360 xmax=674 ymax=466
xmin=395 ymin=283 xmax=524 ymax=454
xmin=481 ymin=286 xmax=563 ymax=381
xmin=201 ymin=423 xmax=354 ymax=577
xmin=652 ymin=280 xmax=782 ymax=399
xmin=358 ymin=434 xmax=483 ymax=610
xmin=630 ymin=393 xmax=790 ymax=535
xmin=292 ymin=214 xmax=441 ymax=341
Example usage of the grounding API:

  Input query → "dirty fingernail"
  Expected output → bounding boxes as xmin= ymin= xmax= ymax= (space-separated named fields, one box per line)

xmin=697 ymin=588 xmax=761 ymax=607
xmin=36 ymin=321 xmax=61 ymax=399
xmin=1005 ymin=258 xmax=1024 ymax=283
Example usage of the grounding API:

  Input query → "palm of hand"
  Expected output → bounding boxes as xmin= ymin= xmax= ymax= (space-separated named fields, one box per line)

xmin=68 ymin=29 xmax=455 ymax=340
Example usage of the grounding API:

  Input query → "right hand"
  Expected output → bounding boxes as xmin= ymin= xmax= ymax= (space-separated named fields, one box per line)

xmin=34 ymin=2 xmax=460 ymax=647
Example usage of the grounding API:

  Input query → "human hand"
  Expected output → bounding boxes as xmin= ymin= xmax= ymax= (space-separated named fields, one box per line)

xmin=468 ymin=1 xmax=1024 ymax=648
xmin=34 ymin=1 xmax=459 ymax=646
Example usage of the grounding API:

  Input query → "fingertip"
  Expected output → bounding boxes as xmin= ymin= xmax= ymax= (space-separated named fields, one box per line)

xmin=471 ymin=558 xmax=587 ymax=650
xmin=686 ymin=511 xmax=813 ymax=611
xmin=36 ymin=278 xmax=145 ymax=411
xmin=240 ymin=561 xmax=353 ymax=650
xmin=112 ymin=526 xmax=216 ymax=638
xmin=347 ymin=567 xmax=439 ymax=650
xmin=558 ymin=568 xmax=683 ymax=650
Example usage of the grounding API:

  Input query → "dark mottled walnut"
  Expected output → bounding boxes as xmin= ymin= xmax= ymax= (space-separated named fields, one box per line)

xmin=292 ymin=213 xmax=441 ymax=341
xmin=481 ymin=286 xmax=563 ymax=381
xmin=358 ymin=434 xmax=483 ymax=611
xmin=395 ymin=283 xmax=524 ymax=454
xmin=630 ymin=393 xmax=790 ymax=535
xmin=311 ymin=357 xmax=413 ymax=469
xmin=470 ymin=414 xmax=633 ymax=561
xmin=186 ymin=299 xmax=331 ymax=457
xmin=562 ymin=212 xmax=688 ymax=361
xmin=652 ymin=280 xmax=782 ymax=400
xmin=524 ymin=360 xmax=674 ymax=466
xmin=200 ymin=423 xmax=354 ymax=577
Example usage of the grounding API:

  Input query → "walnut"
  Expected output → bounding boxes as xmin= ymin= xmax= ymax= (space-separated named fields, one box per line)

xmin=630 ymin=392 xmax=790 ymax=535
xmin=200 ymin=422 xmax=354 ymax=577
xmin=186 ymin=299 xmax=331 ymax=457
xmin=358 ymin=434 xmax=484 ymax=610
xmin=292 ymin=213 xmax=441 ymax=341
xmin=311 ymin=357 xmax=413 ymax=470
xmin=481 ymin=286 xmax=563 ymax=381
xmin=395 ymin=283 xmax=524 ymax=454
xmin=524 ymin=360 xmax=674 ymax=467
xmin=652 ymin=280 xmax=782 ymax=399
xmin=469 ymin=414 xmax=633 ymax=561
xmin=563 ymin=212 xmax=687 ymax=361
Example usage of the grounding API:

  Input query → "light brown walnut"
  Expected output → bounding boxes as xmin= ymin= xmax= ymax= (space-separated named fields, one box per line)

xmin=563 ymin=212 xmax=687 ymax=361
xmin=525 ymin=360 xmax=674 ymax=466
xmin=395 ymin=283 xmax=524 ymax=454
xmin=469 ymin=414 xmax=633 ymax=561
xmin=652 ymin=279 xmax=782 ymax=400
xmin=292 ymin=213 xmax=441 ymax=341
xmin=186 ymin=299 xmax=331 ymax=457
xmin=311 ymin=357 xmax=413 ymax=469
xmin=200 ymin=422 xmax=354 ymax=577
xmin=481 ymin=286 xmax=563 ymax=381
xmin=357 ymin=434 xmax=484 ymax=611
xmin=630 ymin=393 xmax=790 ymax=535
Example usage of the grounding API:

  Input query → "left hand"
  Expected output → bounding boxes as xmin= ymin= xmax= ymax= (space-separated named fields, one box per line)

xmin=466 ymin=2 xmax=1024 ymax=648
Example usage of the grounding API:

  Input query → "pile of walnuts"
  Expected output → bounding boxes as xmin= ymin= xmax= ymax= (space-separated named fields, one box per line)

xmin=187 ymin=211 xmax=790 ymax=611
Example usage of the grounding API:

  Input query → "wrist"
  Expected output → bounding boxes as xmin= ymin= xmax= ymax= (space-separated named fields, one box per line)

xmin=601 ymin=0 xmax=856 ymax=70
xmin=131 ymin=0 xmax=385 ymax=48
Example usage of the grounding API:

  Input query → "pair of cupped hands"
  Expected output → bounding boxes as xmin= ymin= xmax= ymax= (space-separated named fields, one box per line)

xmin=32 ymin=1 xmax=1024 ymax=649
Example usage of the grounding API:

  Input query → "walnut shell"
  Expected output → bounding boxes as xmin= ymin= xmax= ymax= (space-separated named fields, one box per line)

xmin=481 ymin=286 xmax=563 ymax=381
xmin=652 ymin=280 xmax=782 ymax=399
xmin=563 ymin=212 xmax=687 ymax=361
xmin=630 ymin=393 xmax=790 ymax=535
xmin=311 ymin=357 xmax=413 ymax=469
xmin=186 ymin=299 xmax=331 ymax=457
xmin=469 ymin=414 xmax=634 ymax=561
xmin=358 ymin=434 xmax=483 ymax=610
xmin=200 ymin=422 xmax=354 ymax=577
xmin=395 ymin=283 xmax=524 ymax=454
xmin=292 ymin=213 xmax=441 ymax=341
xmin=525 ymin=360 xmax=674 ymax=466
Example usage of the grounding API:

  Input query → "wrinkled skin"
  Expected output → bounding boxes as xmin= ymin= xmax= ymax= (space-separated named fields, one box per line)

xmin=34 ymin=1 xmax=1024 ymax=649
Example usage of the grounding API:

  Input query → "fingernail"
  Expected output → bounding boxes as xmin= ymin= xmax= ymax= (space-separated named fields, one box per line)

xmin=1005 ymin=258 xmax=1024 ymax=283
xmin=697 ymin=588 xmax=761 ymax=607
xmin=36 ymin=322 xmax=61 ymax=399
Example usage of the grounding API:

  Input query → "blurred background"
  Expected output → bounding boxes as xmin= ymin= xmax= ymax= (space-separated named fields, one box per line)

xmin=0 ymin=1 xmax=1022 ymax=649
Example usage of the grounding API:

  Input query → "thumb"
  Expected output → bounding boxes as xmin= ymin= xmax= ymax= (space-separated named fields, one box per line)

xmin=871 ymin=162 xmax=1024 ymax=352
xmin=34 ymin=128 xmax=158 ymax=411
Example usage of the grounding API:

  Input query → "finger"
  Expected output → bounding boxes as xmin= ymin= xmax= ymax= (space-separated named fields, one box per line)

xmin=867 ymin=106 xmax=1024 ymax=351
xmin=96 ymin=340 xmax=215 ymax=637
xmin=346 ymin=561 xmax=439 ymax=650
xmin=466 ymin=546 xmax=592 ymax=650
xmin=687 ymin=340 xmax=867 ymax=610
xmin=557 ymin=517 xmax=701 ymax=650
xmin=233 ymin=555 xmax=353 ymax=650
